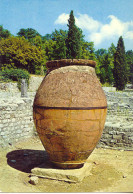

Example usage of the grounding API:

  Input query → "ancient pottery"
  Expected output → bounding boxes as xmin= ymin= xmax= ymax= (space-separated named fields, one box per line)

xmin=33 ymin=59 xmax=107 ymax=169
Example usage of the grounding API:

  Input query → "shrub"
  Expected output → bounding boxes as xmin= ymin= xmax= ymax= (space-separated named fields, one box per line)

xmin=0 ymin=69 xmax=30 ymax=90
xmin=0 ymin=36 xmax=46 ymax=74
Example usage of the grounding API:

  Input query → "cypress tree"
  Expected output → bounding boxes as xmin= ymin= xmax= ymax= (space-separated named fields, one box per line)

xmin=66 ymin=10 xmax=82 ymax=59
xmin=113 ymin=36 xmax=128 ymax=90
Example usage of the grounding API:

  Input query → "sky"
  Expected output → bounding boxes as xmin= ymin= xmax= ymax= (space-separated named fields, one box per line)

xmin=0 ymin=0 xmax=133 ymax=51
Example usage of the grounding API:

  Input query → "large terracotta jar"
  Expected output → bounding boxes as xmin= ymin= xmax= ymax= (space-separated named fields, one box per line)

xmin=33 ymin=59 xmax=107 ymax=169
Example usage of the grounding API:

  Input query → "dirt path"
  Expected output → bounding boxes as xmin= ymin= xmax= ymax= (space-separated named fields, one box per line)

xmin=0 ymin=136 xmax=133 ymax=192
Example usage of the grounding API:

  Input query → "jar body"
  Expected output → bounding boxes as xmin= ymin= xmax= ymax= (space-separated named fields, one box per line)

xmin=33 ymin=60 xmax=107 ymax=169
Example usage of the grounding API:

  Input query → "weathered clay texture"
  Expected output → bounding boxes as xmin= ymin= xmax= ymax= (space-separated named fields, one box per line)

xmin=34 ymin=65 xmax=107 ymax=108
xmin=33 ymin=59 xmax=107 ymax=169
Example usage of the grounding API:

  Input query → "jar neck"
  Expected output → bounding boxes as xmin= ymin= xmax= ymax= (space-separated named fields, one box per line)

xmin=47 ymin=65 xmax=96 ymax=76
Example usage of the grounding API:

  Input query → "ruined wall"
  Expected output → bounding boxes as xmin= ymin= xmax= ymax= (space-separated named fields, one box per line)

xmin=0 ymin=97 xmax=34 ymax=147
xmin=0 ymin=75 xmax=43 ymax=147
xmin=0 ymin=82 xmax=19 ymax=92
xmin=0 ymin=75 xmax=44 ymax=93
xmin=0 ymin=85 xmax=133 ymax=149
xmin=97 ymin=91 xmax=133 ymax=150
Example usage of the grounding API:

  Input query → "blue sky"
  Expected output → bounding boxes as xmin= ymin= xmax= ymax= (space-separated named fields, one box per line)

xmin=0 ymin=0 xmax=133 ymax=51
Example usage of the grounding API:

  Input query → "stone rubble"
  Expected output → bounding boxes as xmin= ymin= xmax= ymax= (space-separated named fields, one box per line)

xmin=29 ymin=176 xmax=39 ymax=185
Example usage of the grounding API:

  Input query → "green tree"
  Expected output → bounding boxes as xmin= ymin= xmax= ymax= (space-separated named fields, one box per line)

xmin=43 ymin=29 xmax=67 ymax=60
xmin=126 ymin=50 xmax=133 ymax=85
xmin=42 ymin=33 xmax=52 ymax=42
xmin=0 ymin=25 xmax=11 ymax=39
xmin=95 ymin=49 xmax=107 ymax=83
xmin=17 ymin=28 xmax=41 ymax=42
xmin=0 ymin=36 xmax=45 ymax=74
xmin=66 ymin=10 xmax=82 ymax=59
xmin=102 ymin=53 xmax=114 ymax=84
xmin=108 ymin=43 xmax=116 ymax=59
xmin=80 ymin=41 xmax=96 ymax=60
xmin=107 ymin=43 xmax=116 ymax=71
xmin=31 ymin=35 xmax=47 ymax=74
xmin=50 ymin=29 xmax=67 ymax=59
xmin=95 ymin=47 xmax=114 ymax=85
xmin=113 ymin=36 xmax=128 ymax=90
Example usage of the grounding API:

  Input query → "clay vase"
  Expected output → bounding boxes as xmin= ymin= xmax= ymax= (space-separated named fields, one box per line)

xmin=33 ymin=59 xmax=107 ymax=169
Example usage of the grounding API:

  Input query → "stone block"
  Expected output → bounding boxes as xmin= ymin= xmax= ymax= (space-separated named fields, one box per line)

xmin=110 ymin=139 xmax=117 ymax=143
xmin=2 ymin=119 xmax=8 ymax=124
xmin=17 ymin=130 xmax=22 ymax=134
xmin=21 ymin=79 xmax=28 ymax=98
xmin=128 ymin=139 xmax=132 ymax=144
xmin=11 ymin=118 xmax=16 ymax=122
xmin=0 ymin=124 xmax=3 ymax=128
xmin=31 ymin=160 xmax=93 ymax=183
xmin=102 ymin=134 xmax=110 ymax=139
xmin=0 ymin=132 xmax=5 ymax=135
xmin=116 ymin=143 xmax=124 ymax=147
xmin=113 ymin=134 xmax=122 ymax=140
xmin=9 ymin=123 xmax=14 ymax=127
xmin=108 ymin=131 xmax=115 ymax=135
xmin=129 ymin=136 xmax=133 ymax=141
xmin=30 ymin=176 xmax=39 ymax=185
xmin=117 ymin=139 xmax=123 ymax=143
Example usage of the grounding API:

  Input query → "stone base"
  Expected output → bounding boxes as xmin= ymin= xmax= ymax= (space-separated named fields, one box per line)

xmin=31 ymin=159 xmax=93 ymax=183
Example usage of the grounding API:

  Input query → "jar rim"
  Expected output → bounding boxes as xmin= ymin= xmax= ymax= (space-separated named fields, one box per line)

xmin=46 ymin=59 xmax=96 ymax=70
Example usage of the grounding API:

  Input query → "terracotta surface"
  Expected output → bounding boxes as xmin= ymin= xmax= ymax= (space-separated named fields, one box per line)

xmin=33 ymin=59 xmax=107 ymax=169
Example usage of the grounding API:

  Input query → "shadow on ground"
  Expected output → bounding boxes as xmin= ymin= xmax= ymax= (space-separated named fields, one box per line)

xmin=6 ymin=149 xmax=52 ymax=173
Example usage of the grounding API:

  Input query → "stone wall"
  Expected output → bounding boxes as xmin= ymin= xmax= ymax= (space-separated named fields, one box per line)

xmin=99 ymin=121 xmax=133 ymax=150
xmin=28 ymin=75 xmax=44 ymax=92
xmin=0 ymin=97 xmax=34 ymax=147
xmin=0 ymin=82 xmax=19 ymax=92
xmin=97 ymin=90 xmax=133 ymax=150
xmin=0 ymin=75 xmax=44 ymax=147
xmin=0 ymin=75 xmax=44 ymax=93
xmin=0 ymin=83 xmax=133 ymax=149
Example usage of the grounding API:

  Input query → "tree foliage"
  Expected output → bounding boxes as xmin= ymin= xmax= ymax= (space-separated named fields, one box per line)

xmin=0 ymin=36 xmax=45 ymax=74
xmin=80 ymin=41 xmax=96 ymax=60
xmin=44 ymin=39 xmax=57 ymax=60
xmin=49 ymin=29 xmax=67 ymax=59
xmin=42 ymin=29 xmax=67 ymax=60
xmin=17 ymin=28 xmax=41 ymax=42
xmin=95 ymin=47 xmax=115 ymax=85
xmin=113 ymin=36 xmax=128 ymax=90
xmin=1 ymin=24 xmax=132 ymax=88
xmin=66 ymin=10 xmax=82 ymax=59
xmin=42 ymin=28 xmax=96 ymax=61
xmin=0 ymin=25 xmax=11 ymax=39
xmin=126 ymin=50 xmax=133 ymax=85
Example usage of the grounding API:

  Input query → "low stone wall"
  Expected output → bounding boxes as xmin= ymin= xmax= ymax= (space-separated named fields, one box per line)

xmin=0 ymin=97 xmax=34 ymax=147
xmin=0 ymin=85 xmax=133 ymax=149
xmin=102 ymin=87 xmax=116 ymax=92
xmin=98 ymin=121 xmax=133 ymax=150
xmin=0 ymin=75 xmax=44 ymax=93
xmin=0 ymin=82 xmax=19 ymax=92
xmin=28 ymin=75 xmax=44 ymax=92
xmin=97 ymin=90 xmax=133 ymax=150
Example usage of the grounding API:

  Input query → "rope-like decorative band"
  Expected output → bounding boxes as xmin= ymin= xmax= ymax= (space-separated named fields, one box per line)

xmin=33 ymin=105 xmax=107 ymax=110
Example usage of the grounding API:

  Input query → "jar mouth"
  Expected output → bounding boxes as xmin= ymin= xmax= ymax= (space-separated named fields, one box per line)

xmin=46 ymin=59 xmax=96 ymax=70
